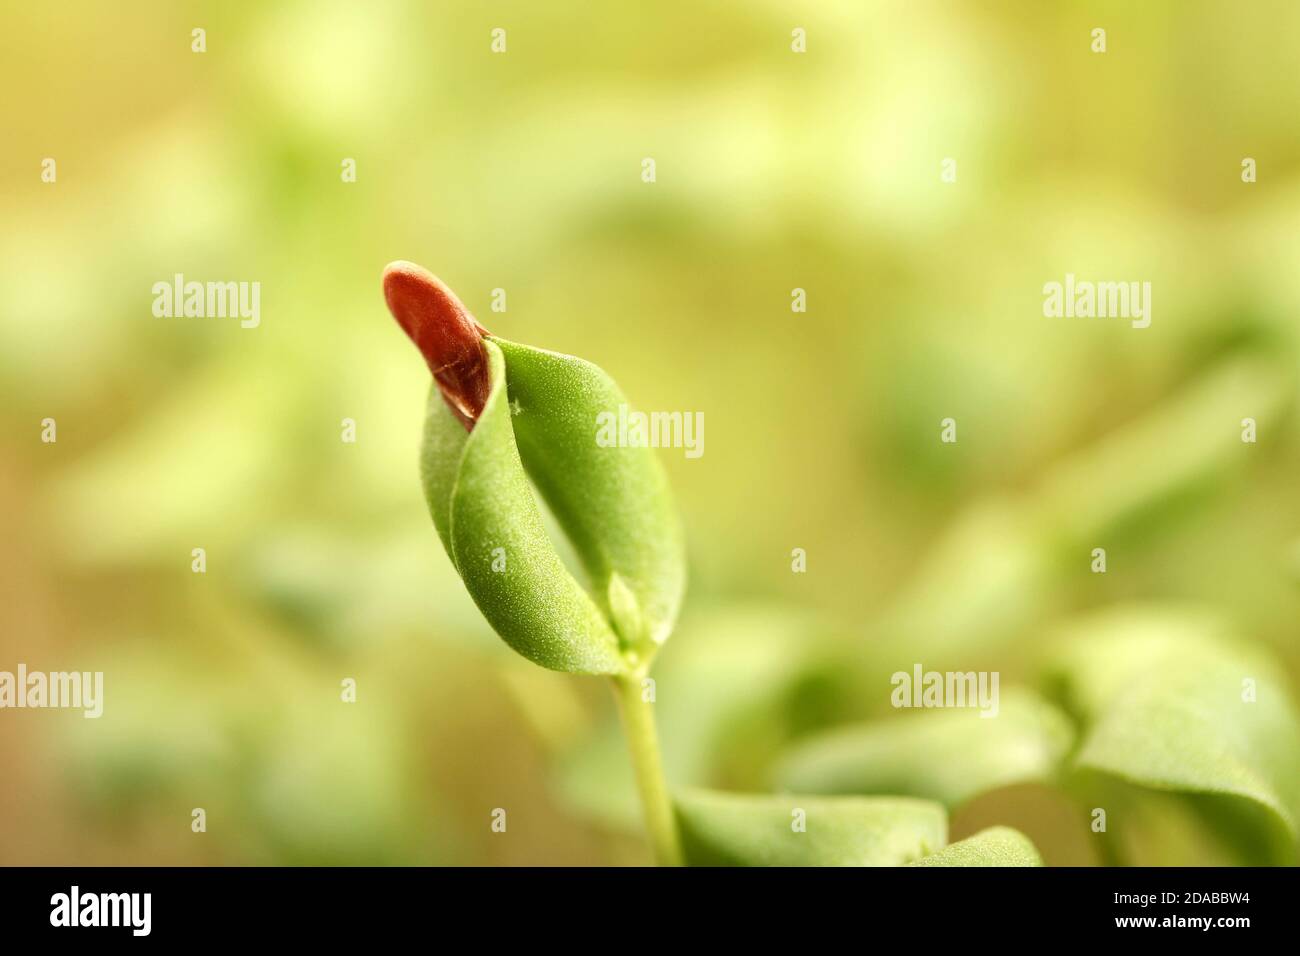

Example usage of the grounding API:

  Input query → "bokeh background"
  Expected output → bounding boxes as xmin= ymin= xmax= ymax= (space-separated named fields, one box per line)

xmin=2 ymin=1 xmax=1298 ymax=865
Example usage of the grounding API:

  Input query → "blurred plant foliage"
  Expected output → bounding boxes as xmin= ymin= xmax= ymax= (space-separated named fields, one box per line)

xmin=2 ymin=0 xmax=1299 ymax=864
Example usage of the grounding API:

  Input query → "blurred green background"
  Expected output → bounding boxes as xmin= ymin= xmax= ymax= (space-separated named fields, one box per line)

xmin=2 ymin=1 xmax=1298 ymax=865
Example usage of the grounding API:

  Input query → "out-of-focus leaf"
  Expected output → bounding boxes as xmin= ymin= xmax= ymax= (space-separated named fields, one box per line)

xmin=909 ymin=827 xmax=1042 ymax=867
xmin=1034 ymin=355 xmax=1289 ymax=542
xmin=675 ymin=789 xmax=945 ymax=866
xmin=869 ymin=355 xmax=1291 ymax=664
xmin=1084 ymin=776 xmax=1282 ymax=867
xmin=773 ymin=688 xmax=1073 ymax=807
xmin=871 ymin=501 xmax=1055 ymax=665
xmin=421 ymin=340 xmax=626 ymax=674
xmin=1047 ymin=606 xmax=1300 ymax=853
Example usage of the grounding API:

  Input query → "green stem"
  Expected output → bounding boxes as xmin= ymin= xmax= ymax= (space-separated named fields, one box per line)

xmin=612 ymin=671 xmax=683 ymax=867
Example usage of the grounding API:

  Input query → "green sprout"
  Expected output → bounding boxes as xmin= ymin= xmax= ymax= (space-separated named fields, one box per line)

xmin=384 ymin=261 xmax=686 ymax=864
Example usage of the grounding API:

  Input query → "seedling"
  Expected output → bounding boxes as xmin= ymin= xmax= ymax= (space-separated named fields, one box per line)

xmin=383 ymin=263 xmax=1299 ymax=867
xmin=384 ymin=261 xmax=686 ymax=864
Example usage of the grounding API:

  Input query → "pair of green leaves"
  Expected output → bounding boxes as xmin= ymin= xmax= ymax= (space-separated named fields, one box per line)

xmin=770 ymin=606 xmax=1300 ymax=865
xmin=421 ymin=337 xmax=685 ymax=674
xmin=675 ymin=790 xmax=1041 ymax=866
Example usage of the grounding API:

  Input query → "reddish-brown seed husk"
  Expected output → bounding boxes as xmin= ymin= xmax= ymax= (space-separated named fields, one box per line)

xmin=383 ymin=261 xmax=491 ymax=430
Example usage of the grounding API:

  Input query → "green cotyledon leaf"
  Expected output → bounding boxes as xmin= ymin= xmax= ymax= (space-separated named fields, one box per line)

xmin=388 ymin=262 xmax=685 ymax=673
xmin=494 ymin=337 xmax=686 ymax=656
xmin=421 ymin=339 xmax=627 ymax=674
xmin=909 ymin=827 xmax=1043 ymax=867
xmin=675 ymin=789 xmax=946 ymax=866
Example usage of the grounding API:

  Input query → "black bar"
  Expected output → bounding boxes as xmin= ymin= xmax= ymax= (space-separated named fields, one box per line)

xmin=0 ymin=866 xmax=1284 ymax=941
